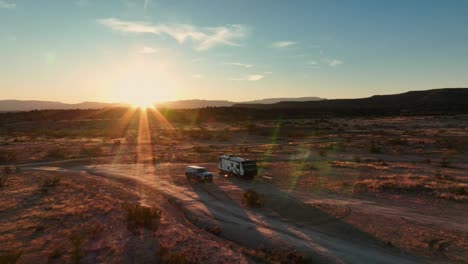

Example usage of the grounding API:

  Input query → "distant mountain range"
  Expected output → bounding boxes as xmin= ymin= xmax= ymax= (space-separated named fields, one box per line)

xmin=0 ymin=100 xmax=127 ymax=112
xmin=155 ymin=97 xmax=323 ymax=109
xmin=0 ymin=97 xmax=324 ymax=111
xmin=233 ymin=88 xmax=468 ymax=113
xmin=1 ymin=89 xmax=466 ymax=113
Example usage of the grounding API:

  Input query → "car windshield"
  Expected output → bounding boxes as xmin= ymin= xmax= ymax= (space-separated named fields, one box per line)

xmin=196 ymin=168 xmax=207 ymax=173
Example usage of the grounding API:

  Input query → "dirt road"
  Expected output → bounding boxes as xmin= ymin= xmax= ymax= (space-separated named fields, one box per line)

xmin=19 ymin=160 xmax=435 ymax=264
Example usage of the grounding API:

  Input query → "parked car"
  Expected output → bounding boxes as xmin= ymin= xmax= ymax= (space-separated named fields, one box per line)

xmin=185 ymin=166 xmax=213 ymax=182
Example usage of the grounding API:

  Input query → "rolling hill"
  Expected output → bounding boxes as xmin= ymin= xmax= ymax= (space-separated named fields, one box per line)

xmin=232 ymin=88 xmax=468 ymax=114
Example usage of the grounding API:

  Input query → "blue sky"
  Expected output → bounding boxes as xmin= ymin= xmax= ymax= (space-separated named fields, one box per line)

xmin=1 ymin=0 xmax=468 ymax=103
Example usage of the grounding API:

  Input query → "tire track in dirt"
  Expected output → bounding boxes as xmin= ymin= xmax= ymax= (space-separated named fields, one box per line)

xmin=27 ymin=163 xmax=425 ymax=264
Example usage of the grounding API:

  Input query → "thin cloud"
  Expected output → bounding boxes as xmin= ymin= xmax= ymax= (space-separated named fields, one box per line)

xmin=139 ymin=46 xmax=158 ymax=54
xmin=328 ymin=59 xmax=343 ymax=67
xmin=144 ymin=0 xmax=151 ymax=10
xmin=191 ymin=58 xmax=204 ymax=63
xmin=307 ymin=61 xmax=318 ymax=65
xmin=98 ymin=18 xmax=247 ymax=51
xmin=192 ymin=74 xmax=203 ymax=79
xmin=0 ymin=0 xmax=15 ymax=9
xmin=273 ymin=41 xmax=297 ymax=48
xmin=230 ymin=74 xmax=264 ymax=81
xmin=224 ymin=62 xmax=252 ymax=68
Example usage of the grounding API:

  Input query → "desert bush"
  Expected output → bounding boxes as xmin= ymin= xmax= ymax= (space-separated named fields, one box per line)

xmin=205 ymin=225 xmax=222 ymax=236
xmin=0 ymin=166 xmax=13 ymax=187
xmin=440 ymin=150 xmax=456 ymax=168
xmin=123 ymin=204 xmax=161 ymax=232
xmin=242 ymin=248 xmax=307 ymax=264
xmin=387 ymin=138 xmax=408 ymax=145
xmin=246 ymin=123 xmax=258 ymax=134
xmin=193 ymin=146 xmax=208 ymax=153
xmin=440 ymin=157 xmax=451 ymax=168
xmin=215 ymin=133 xmax=229 ymax=142
xmin=0 ymin=150 xmax=16 ymax=164
xmin=0 ymin=251 xmax=22 ymax=264
xmin=158 ymin=247 xmax=188 ymax=264
xmin=242 ymin=189 xmax=264 ymax=208
xmin=353 ymin=156 xmax=361 ymax=163
xmin=353 ymin=178 xmax=432 ymax=194
xmin=42 ymin=176 xmax=61 ymax=188
xmin=68 ymin=233 xmax=85 ymax=264
xmin=318 ymin=149 xmax=327 ymax=157
xmin=46 ymin=147 xmax=68 ymax=160
xmin=79 ymin=146 xmax=103 ymax=157
xmin=369 ymin=141 xmax=382 ymax=154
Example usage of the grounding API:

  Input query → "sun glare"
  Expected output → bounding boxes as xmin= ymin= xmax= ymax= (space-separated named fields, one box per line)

xmin=129 ymin=98 xmax=155 ymax=109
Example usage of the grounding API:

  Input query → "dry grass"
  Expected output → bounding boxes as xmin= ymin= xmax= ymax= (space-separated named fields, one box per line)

xmin=242 ymin=248 xmax=309 ymax=264
xmin=353 ymin=174 xmax=468 ymax=201
xmin=158 ymin=247 xmax=189 ymax=264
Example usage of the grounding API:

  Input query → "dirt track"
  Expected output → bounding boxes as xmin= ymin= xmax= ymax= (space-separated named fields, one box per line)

xmin=22 ymin=162 xmax=433 ymax=264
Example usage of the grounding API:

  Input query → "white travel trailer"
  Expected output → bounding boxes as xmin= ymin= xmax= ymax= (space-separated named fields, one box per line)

xmin=218 ymin=154 xmax=258 ymax=178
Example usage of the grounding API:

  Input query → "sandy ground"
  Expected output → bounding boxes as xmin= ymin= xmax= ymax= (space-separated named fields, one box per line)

xmin=6 ymin=160 xmax=463 ymax=263
xmin=1 ymin=115 xmax=468 ymax=263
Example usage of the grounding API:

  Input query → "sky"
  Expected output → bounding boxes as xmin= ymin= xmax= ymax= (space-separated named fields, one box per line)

xmin=1 ymin=0 xmax=468 ymax=104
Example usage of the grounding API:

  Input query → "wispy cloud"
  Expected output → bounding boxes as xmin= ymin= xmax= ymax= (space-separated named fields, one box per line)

xmin=98 ymin=18 xmax=247 ymax=51
xmin=191 ymin=58 xmax=204 ymax=63
xmin=230 ymin=74 xmax=264 ymax=81
xmin=327 ymin=59 xmax=343 ymax=67
xmin=273 ymin=41 xmax=297 ymax=48
xmin=0 ymin=0 xmax=15 ymax=9
xmin=139 ymin=46 xmax=158 ymax=54
xmin=192 ymin=74 xmax=203 ymax=79
xmin=307 ymin=60 xmax=318 ymax=65
xmin=144 ymin=0 xmax=151 ymax=10
xmin=224 ymin=62 xmax=252 ymax=68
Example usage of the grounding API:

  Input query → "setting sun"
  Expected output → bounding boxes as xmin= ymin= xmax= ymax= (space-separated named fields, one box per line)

xmin=129 ymin=98 xmax=155 ymax=109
